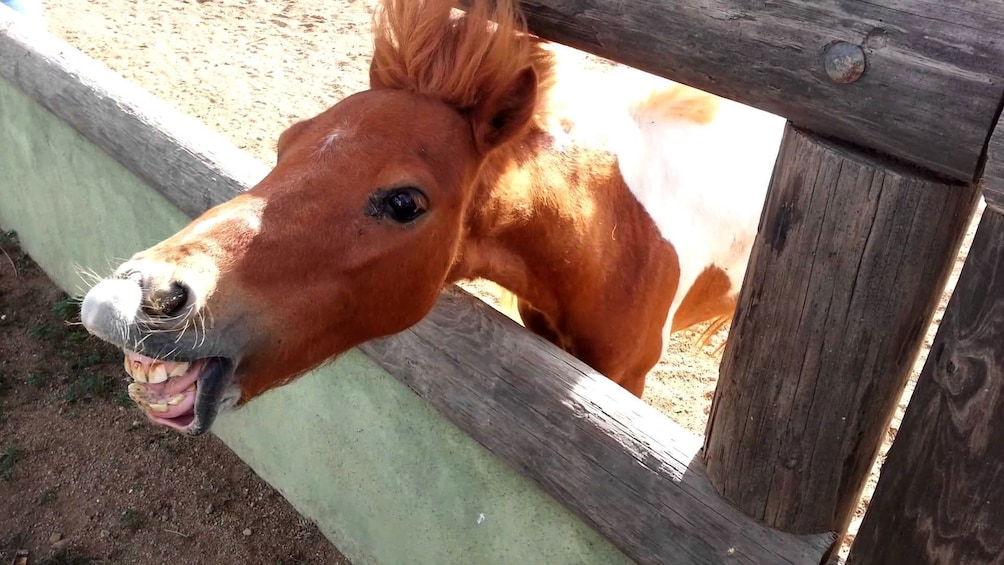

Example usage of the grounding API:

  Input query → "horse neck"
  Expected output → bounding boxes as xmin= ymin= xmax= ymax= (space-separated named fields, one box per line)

xmin=450 ymin=127 xmax=656 ymax=315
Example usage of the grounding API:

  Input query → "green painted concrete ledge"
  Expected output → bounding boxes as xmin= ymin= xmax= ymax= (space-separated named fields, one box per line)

xmin=0 ymin=71 xmax=629 ymax=564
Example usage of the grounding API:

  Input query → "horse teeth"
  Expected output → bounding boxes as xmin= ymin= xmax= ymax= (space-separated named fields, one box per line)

xmin=127 ymin=383 xmax=146 ymax=401
xmin=147 ymin=402 xmax=170 ymax=413
xmin=185 ymin=383 xmax=197 ymax=392
xmin=149 ymin=364 xmax=169 ymax=384
xmin=168 ymin=362 xmax=190 ymax=378
xmin=130 ymin=360 xmax=148 ymax=383
xmin=167 ymin=393 xmax=186 ymax=406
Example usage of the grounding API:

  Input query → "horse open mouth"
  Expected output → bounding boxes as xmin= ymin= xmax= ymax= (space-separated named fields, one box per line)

xmin=122 ymin=352 xmax=234 ymax=436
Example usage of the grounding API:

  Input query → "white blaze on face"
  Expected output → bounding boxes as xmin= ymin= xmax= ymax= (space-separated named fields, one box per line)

xmin=188 ymin=195 xmax=265 ymax=241
xmin=175 ymin=195 xmax=267 ymax=303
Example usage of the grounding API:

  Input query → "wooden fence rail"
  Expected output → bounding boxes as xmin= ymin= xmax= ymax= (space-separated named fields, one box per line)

xmin=361 ymin=290 xmax=835 ymax=564
xmin=491 ymin=0 xmax=1004 ymax=182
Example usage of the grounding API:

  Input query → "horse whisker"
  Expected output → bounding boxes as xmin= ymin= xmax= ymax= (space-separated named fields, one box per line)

xmin=1 ymin=246 xmax=17 ymax=278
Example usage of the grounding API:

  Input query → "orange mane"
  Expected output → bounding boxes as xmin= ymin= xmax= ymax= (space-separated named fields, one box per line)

xmin=370 ymin=0 xmax=555 ymax=126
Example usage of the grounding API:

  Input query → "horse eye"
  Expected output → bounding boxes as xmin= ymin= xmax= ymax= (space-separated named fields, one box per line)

xmin=382 ymin=187 xmax=428 ymax=223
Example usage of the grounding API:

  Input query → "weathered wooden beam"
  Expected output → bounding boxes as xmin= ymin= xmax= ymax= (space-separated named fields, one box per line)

xmin=362 ymin=287 xmax=836 ymax=564
xmin=982 ymin=112 xmax=1004 ymax=215
xmin=463 ymin=0 xmax=1004 ymax=182
xmin=703 ymin=124 xmax=982 ymax=546
xmin=846 ymin=209 xmax=1004 ymax=564
xmin=0 ymin=10 xmax=266 ymax=218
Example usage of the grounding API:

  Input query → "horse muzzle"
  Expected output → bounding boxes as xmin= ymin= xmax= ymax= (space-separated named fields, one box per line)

xmin=81 ymin=275 xmax=243 ymax=435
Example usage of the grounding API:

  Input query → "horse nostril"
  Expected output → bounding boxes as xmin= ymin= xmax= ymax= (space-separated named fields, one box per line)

xmin=145 ymin=282 xmax=189 ymax=318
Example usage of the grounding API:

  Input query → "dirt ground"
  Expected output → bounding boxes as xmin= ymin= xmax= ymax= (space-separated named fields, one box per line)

xmin=1 ymin=0 xmax=986 ymax=561
xmin=0 ymin=232 xmax=350 ymax=564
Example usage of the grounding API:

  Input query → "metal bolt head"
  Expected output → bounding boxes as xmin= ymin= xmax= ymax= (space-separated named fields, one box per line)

xmin=823 ymin=41 xmax=866 ymax=84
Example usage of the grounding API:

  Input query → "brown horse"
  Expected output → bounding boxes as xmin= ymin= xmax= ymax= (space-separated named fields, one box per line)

xmin=81 ymin=0 xmax=783 ymax=435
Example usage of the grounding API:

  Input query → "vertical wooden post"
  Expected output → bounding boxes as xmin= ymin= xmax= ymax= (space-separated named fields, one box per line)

xmin=703 ymin=124 xmax=982 ymax=540
xmin=845 ymin=208 xmax=1004 ymax=564
xmin=980 ymin=113 xmax=1004 ymax=216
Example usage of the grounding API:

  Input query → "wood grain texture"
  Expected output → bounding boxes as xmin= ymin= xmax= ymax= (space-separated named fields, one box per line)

xmin=361 ymin=287 xmax=836 ymax=564
xmin=703 ymin=125 xmax=982 ymax=539
xmin=847 ymin=210 xmax=1004 ymax=565
xmin=0 ymin=10 xmax=268 ymax=219
xmin=983 ymin=112 xmax=1004 ymax=215
xmin=461 ymin=0 xmax=1004 ymax=181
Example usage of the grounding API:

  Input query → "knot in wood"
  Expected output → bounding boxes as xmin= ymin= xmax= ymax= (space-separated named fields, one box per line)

xmin=936 ymin=349 xmax=985 ymax=400
xmin=823 ymin=41 xmax=866 ymax=84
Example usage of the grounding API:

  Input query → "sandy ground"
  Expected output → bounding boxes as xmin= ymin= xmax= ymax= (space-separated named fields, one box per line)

xmin=5 ymin=0 xmax=986 ymax=560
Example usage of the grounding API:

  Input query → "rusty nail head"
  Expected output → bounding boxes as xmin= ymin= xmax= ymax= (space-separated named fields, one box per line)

xmin=824 ymin=41 xmax=866 ymax=84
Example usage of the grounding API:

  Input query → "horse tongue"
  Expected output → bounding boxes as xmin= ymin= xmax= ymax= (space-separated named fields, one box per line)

xmin=142 ymin=360 xmax=202 ymax=396
xmin=146 ymin=391 xmax=197 ymax=420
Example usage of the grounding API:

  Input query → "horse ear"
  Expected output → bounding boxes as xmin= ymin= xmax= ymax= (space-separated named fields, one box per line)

xmin=276 ymin=119 xmax=311 ymax=163
xmin=470 ymin=66 xmax=538 ymax=153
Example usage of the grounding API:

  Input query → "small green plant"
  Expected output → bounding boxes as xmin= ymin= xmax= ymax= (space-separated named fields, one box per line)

xmin=120 ymin=508 xmax=145 ymax=532
xmin=0 ymin=445 xmax=20 ymax=481
xmin=69 ymin=353 xmax=103 ymax=372
xmin=27 ymin=372 xmax=48 ymax=388
xmin=113 ymin=390 xmax=132 ymax=407
xmin=38 ymin=547 xmax=96 ymax=565
xmin=66 ymin=329 xmax=90 ymax=344
xmin=0 ymin=229 xmax=17 ymax=248
xmin=52 ymin=295 xmax=82 ymax=322
xmin=38 ymin=486 xmax=59 ymax=505
xmin=26 ymin=325 xmax=58 ymax=340
xmin=63 ymin=375 xmax=113 ymax=403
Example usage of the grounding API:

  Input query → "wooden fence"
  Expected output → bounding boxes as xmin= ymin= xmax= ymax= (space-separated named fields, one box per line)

xmin=498 ymin=1 xmax=1004 ymax=562
xmin=3 ymin=0 xmax=1004 ymax=563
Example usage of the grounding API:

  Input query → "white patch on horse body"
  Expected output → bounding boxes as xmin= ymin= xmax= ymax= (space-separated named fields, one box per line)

xmin=543 ymin=53 xmax=785 ymax=338
xmin=619 ymin=94 xmax=784 ymax=339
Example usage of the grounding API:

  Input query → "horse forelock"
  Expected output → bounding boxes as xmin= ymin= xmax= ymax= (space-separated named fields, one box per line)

xmin=370 ymin=0 xmax=555 ymax=122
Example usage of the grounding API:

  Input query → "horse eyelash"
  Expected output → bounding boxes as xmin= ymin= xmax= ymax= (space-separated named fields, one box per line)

xmin=364 ymin=193 xmax=386 ymax=218
xmin=364 ymin=187 xmax=427 ymax=220
xmin=364 ymin=188 xmax=399 ymax=218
